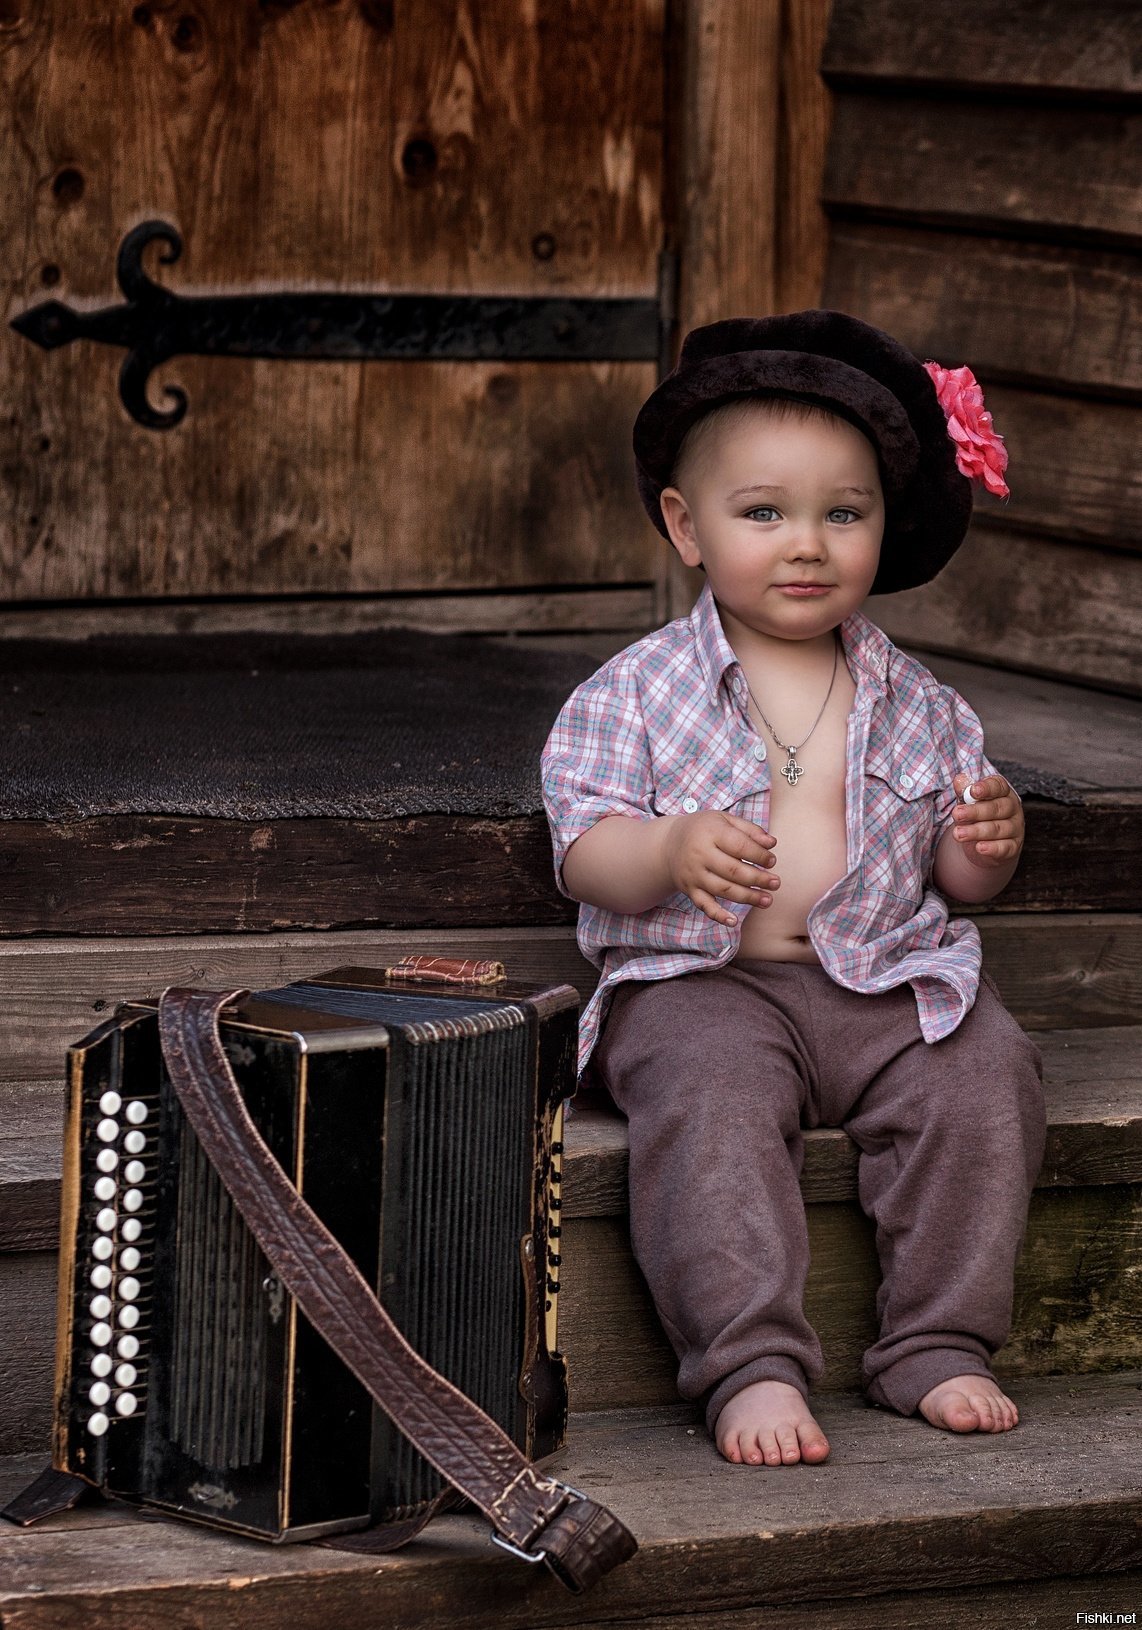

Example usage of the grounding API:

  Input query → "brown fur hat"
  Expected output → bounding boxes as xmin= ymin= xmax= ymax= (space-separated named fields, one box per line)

xmin=632 ymin=308 xmax=974 ymax=596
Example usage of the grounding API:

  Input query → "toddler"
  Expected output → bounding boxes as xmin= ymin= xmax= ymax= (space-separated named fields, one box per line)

xmin=540 ymin=310 xmax=1046 ymax=1469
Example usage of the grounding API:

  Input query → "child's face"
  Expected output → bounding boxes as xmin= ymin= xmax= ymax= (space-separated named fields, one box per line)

xmin=658 ymin=408 xmax=885 ymax=645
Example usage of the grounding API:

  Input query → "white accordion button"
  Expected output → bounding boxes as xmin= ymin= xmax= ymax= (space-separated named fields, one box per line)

xmin=91 ymin=1236 xmax=114 ymax=1261
xmin=123 ymin=1131 xmax=146 ymax=1155
xmin=122 ymin=1189 xmax=143 ymax=1213
xmin=99 ymin=1092 xmax=122 ymax=1116
xmin=124 ymin=1160 xmax=146 ymax=1184
xmin=119 ymin=1277 xmax=140 ymax=1301
xmin=119 ymin=1247 xmax=141 ymax=1272
xmin=88 ymin=1381 xmax=111 ymax=1407
xmin=87 ymin=1412 xmax=109 ymax=1437
xmin=96 ymin=1119 xmax=120 ymax=1143
xmin=89 ymin=1295 xmax=112 ymax=1320
xmin=117 ymin=1334 xmax=140 ymax=1359
xmin=117 ymin=1305 xmax=140 ymax=1329
xmin=125 ymin=1101 xmax=147 ymax=1125
xmin=115 ymin=1363 xmax=137 ymax=1388
xmin=95 ymin=1208 xmax=117 ymax=1233
xmin=115 ymin=1393 xmax=138 ymax=1417
xmin=90 ymin=1352 xmax=113 ymax=1378
xmin=91 ymin=1322 xmax=112 ymax=1347
xmin=121 ymin=1217 xmax=142 ymax=1242
xmin=96 ymin=1149 xmax=119 ymax=1174
xmin=90 ymin=1264 xmax=113 ymax=1290
xmin=93 ymin=1176 xmax=116 ymax=1202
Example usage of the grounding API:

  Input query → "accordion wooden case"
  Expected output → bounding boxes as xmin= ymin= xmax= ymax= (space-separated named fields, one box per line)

xmin=52 ymin=963 xmax=576 ymax=1542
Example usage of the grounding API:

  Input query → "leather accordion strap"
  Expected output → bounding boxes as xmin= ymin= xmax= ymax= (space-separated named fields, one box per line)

xmin=156 ymin=986 xmax=638 ymax=1594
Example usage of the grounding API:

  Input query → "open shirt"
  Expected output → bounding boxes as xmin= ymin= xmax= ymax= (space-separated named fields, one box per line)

xmin=541 ymin=579 xmax=1018 ymax=1085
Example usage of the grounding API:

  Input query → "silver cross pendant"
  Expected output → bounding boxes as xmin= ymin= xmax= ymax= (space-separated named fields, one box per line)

xmin=781 ymin=750 xmax=805 ymax=786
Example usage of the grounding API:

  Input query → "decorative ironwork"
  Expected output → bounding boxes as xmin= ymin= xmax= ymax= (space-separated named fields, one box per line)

xmin=10 ymin=220 xmax=669 ymax=430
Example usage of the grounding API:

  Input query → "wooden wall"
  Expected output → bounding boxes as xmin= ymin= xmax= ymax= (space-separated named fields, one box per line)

xmin=818 ymin=0 xmax=1142 ymax=698
xmin=0 ymin=0 xmax=835 ymax=643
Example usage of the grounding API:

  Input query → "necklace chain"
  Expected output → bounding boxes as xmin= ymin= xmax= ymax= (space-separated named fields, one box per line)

xmin=741 ymin=634 xmax=840 ymax=787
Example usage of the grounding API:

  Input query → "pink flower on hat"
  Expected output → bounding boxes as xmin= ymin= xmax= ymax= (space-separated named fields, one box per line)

xmin=922 ymin=360 xmax=1010 ymax=499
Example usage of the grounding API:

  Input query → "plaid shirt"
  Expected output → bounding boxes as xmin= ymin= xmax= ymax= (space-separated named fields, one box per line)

xmin=541 ymin=579 xmax=1017 ymax=1084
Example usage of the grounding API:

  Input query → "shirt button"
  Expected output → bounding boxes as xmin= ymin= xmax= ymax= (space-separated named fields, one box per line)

xmin=752 ymin=743 xmax=766 ymax=761
xmin=900 ymin=773 xmax=913 ymax=788
xmin=732 ymin=676 xmax=744 ymax=695
xmin=682 ymin=796 xmax=699 ymax=813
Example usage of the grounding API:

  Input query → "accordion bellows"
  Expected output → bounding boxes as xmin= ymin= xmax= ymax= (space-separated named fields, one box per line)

xmin=53 ymin=964 xmax=576 ymax=1542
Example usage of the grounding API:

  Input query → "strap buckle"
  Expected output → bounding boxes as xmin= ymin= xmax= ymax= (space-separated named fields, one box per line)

xmin=488 ymin=1479 xmax=586 ymax=1563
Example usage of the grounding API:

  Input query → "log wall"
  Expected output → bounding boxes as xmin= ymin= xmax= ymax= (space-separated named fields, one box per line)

xmin=819 ymin=0 xmax=1142 ymax=696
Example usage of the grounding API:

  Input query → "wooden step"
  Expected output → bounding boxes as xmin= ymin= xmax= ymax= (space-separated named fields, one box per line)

xmin=1 ymin=637 xmax=1139 ymax=935
xmin=3 ymin=1027 xmax=1140 ymax=1452
xmin=555 ymin=1026 xmax=1142 ymax=1411
xmin=2 ymin=1373 xmax=1140 ymax=1629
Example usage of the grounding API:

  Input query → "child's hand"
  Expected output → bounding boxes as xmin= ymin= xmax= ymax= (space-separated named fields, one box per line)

xmin=950 ymin=772 xmax=1024 ymax=867
xmin=662 ymin=811 xmax=779 ymax=927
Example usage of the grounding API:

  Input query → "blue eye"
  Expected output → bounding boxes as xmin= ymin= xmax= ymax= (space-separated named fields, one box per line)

xmin=745 ymin=506 xmax=779 ymax=521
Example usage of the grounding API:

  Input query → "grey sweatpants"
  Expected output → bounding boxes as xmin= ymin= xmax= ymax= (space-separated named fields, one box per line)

xmin=590 ymin=957 xmax=1047 ymax=1435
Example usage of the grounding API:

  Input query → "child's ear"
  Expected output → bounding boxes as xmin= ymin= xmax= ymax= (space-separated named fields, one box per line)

xmin=659 ymin=486 xmax=702 ymax=570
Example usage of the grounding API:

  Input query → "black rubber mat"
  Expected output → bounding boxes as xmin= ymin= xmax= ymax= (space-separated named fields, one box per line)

xmin=0 ymin=628 xmax=1086 ymax=821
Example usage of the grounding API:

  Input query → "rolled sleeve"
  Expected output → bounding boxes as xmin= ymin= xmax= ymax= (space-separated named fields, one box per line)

xmin=540 ymin=659 xmax=655 ymax=899
xmin=931 ymin=683 xmax=1017 ymax=843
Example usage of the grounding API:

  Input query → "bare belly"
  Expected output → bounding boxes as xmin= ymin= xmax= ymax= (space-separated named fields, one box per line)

xmin=732 ymin=658 xmax=855 ymax=966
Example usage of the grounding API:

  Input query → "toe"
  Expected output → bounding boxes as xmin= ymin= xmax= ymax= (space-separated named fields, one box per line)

xmin=717 ymin=1426 xmax=741 ymax=1462
xmin=941 ymin=1392 xmax=981 ymax=1431
xmin=799 ymin=1424 xmax=830 ymax=1462
xmin=742 ymin=1432 xmax=764 ymax=1465
xmin=775 ymin=1424 xmax=801 ymax=1463
xmin=969 ymin=1391 xmax=997 ymax=1431
xmin=761 ymin=1431 xmax=783 ymax=1466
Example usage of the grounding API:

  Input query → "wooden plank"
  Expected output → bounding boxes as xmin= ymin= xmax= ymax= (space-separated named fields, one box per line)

xmin=560 ymin=1184 xmax=1142 ymax=1410
xmin=823 ymin=93 xmax=1142 ymax=246
xmin=820 ymin=0 xmax=1142 ymax=98
xmin=0 ymin=1253 xmax=55 ymax=1457
xmin=908 ymin=653 xmax=1142 ymax=793
xmin=955 ymin=386 xmax=1141 ymax=552
xmin=0 ymin=927 xmax=598 ymax=1087
xmin=773 ymin=0 xmax=835 ymax=315
xmin=874 ymin=524 xmax=1142 ymax=697
xmin=0 ymin=813 xmax=576 ymax=934
xmin=560 ymin=1025 xmax=1142 ymax=1217
xmin=824 ymin=222 xmax=1142 ymax=397
xmin=1 ymin=798 xmax=1139 ymax=936
xmin=2 ymin=1376 xmax=1140 ymax=1628
xmin=8 ymin=1015 xmax=1142 ymax=1253
xmin=0 ymin=2 xmax=664 ymax=602
xmin=660 ymin=0 xmax=784 ymax=623
xmin=0 ymin=589 xmax=657 ymax=643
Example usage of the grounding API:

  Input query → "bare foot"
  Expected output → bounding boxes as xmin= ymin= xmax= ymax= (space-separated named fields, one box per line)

xmin=714 ymin=1378 xmax=830 ymax=1466
xmin=918 ymin=1374 xmax=1019 ymax=1433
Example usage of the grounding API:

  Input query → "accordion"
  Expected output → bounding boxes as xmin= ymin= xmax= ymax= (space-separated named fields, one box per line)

xmin=51 ymin=961 xmax=576 ymax=1543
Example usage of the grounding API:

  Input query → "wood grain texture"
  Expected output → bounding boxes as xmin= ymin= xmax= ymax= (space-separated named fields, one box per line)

xmin=824 ymin=223 xmax=1142 ymax=397
xmin=559 ymin=1026 xmax=1142 ymax=1217
xmin=3 ymin=1372 xmax=1140 ymax=1629
xmin=873 ymin=525 xmax=1142 ymax=697
xmin=957 ymin=386 xmax=1141 ymax=552
xmin=0 ymin=913 xmax=1138 ymax=1098
xmin=3 ymin=794 xmax=1139 ymax=936
xmin=7 ymin=1010 xmax=1142 ymax=1251
xmin=0 ymin=1 xmax=664 ymax=602
xmin=560 ymin=1184 xmax=1142 ymax=1410
xmin=659 ymin=0 xmax=782 ymax=624
xmin=823 ymin=92 xmax=1142 ymax=247
xmin=774 ymin=0 xmax=835 ymax=316
xmin=0 ymin=588 xmax=657 ymax=642
xmin=820 ymin=0 xmax=1142 ymax=98
xmin=0 ymin=926 xmax=599 ymax=1086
